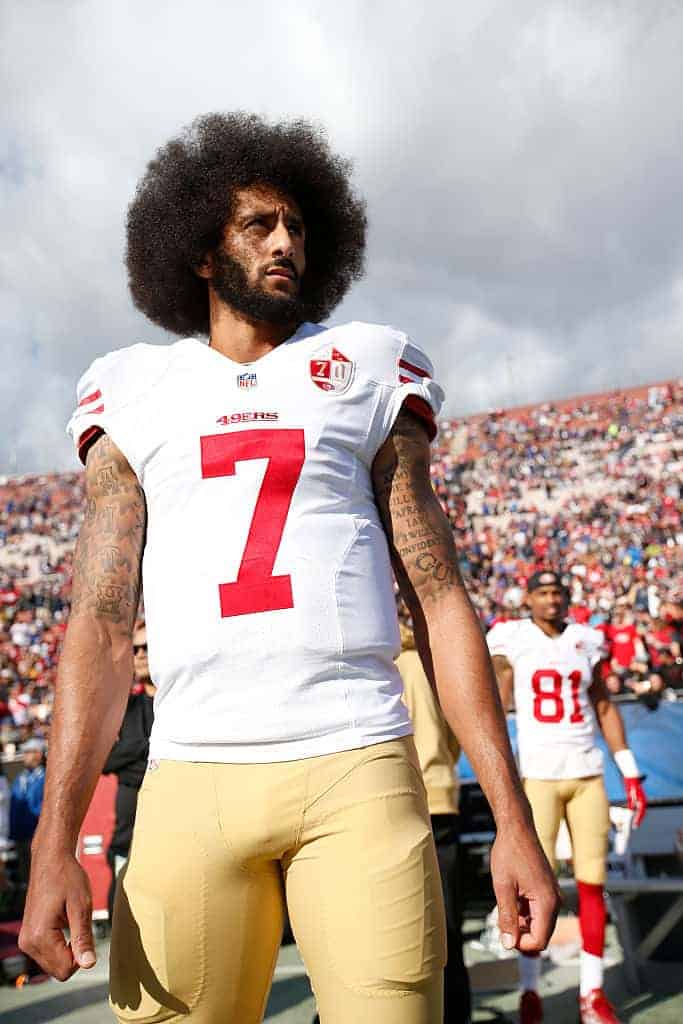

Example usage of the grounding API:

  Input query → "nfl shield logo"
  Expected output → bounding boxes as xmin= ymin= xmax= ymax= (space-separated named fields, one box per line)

xmin=310 ymin=347 xmax=354 ymax=394
xmin=237 ymin=371 xmax=258 ymax=389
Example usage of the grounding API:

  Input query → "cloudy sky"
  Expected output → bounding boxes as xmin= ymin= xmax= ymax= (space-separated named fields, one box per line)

xmin=2 ymin=0 xmax=682 ymax=474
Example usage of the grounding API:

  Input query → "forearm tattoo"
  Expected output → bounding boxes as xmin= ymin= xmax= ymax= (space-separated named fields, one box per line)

xmin=372 ymin=410 xmax=465 ymax=606
xmin=69 ymin=434 xmax=146 ymax=630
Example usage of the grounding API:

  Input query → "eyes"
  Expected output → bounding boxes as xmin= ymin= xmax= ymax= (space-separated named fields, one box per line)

xmin=244 ymin=216 xmax=303 ymax=237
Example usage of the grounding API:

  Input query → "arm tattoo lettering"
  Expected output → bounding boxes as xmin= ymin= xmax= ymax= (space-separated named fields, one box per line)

xmin=415 ymin=551 xmax=462 ymax=587
xmin=69 ymin=434 xmax=146 ymax=632
xmin=372 ymin=409 xmax=465 ymax=607
xmin=98 ymin=505 xmax=116 ymax=535
xmin=96 ymin=464 xmax=121 ymax=495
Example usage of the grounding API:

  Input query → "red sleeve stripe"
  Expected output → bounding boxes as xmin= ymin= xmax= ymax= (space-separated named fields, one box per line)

xmin=77 ymin=426 xmax=104 ymax=464
xmin=402 ymin=395 xmax=437 ymax=441
xmin=398 ymin=358 xmax=429 ymax=379
xmin=90 ymin=404 xmax=105 ymax=414
xmin=78 ymin=389 xmax=102 ymax=407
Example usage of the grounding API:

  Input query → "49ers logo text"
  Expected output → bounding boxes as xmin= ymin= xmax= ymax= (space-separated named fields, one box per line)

xmin=216 ymin=411 xmax=279 ymax=426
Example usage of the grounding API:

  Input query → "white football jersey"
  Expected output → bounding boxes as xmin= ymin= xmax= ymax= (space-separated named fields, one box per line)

xmin=486 ymin=618 xmax=607 ymax=780
xmin=67 ymin=321 xmax=443 ymax=763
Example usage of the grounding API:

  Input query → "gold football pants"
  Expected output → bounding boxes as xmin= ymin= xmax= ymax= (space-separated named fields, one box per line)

xmin=109 ymin=736 xmax=446 ymax=1023
xmin=523 ymin=775 xmax=610 ymax=885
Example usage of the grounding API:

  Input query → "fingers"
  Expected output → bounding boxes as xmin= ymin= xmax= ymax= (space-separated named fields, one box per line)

xmin=627 ymin=780 xmax=647 ymax=828
xmin=494 ymin=879 xmax=521 ymax=951
xmin=636 ymin=788 xmax=647 ymax=829
xmin=628 ymin=793 xmax=639 ymax=827
xmin=19 ymin=923 xmax=79 ymax=982
xmin=518 ymin=887 xmax=561 ymax=954
xmin=18 ymin=854 xmax=96 ymax=982
xmin=66 ymin=893 xmax=96 ymax=970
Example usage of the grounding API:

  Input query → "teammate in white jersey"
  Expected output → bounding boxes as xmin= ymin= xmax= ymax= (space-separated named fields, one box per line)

xmin=21 ymin=113 xmax=559 ymax=1023
xmin=488 ymin=571 xmax=647 ymax=1024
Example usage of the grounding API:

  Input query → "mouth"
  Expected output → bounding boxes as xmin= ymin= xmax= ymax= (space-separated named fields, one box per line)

xmin=265 ymin=264 xmax=297 ymax=281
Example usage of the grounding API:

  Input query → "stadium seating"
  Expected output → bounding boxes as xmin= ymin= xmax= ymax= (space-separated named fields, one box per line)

xmin=1 ymin=379 xmax=681 ymax=745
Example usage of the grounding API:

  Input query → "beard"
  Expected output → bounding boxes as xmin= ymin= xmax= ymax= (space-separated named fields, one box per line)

xmin=211 ymin=249 xmax=306 ymax=326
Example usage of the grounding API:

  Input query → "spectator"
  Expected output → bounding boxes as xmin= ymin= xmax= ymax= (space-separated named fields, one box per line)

xmin=9 ymin=737 xmax=46 ymax=889
xmin=652 ymin=648 xmax=683 ymax=693
xmin=605 ymin=607 xmax=649 ymax=682
xmin=645 ymin=615 xmax=681 ymax=669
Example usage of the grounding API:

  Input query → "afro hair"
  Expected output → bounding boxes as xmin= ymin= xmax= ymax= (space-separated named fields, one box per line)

xmin=125 ymin=112 xmax=367 ymax=335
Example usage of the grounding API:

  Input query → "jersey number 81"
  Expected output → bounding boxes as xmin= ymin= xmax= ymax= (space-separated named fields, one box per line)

xmin=531 ymin=669 xmax=585 ymax=725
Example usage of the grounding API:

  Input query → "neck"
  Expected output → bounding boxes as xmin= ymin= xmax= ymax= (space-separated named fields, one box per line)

xmin=532 ymin=616 xmax=566 ymax=638
xmin=207 ymin=291 xmax=298 ymax=364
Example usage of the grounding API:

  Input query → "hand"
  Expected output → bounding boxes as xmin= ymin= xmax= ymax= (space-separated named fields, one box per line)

xmin=625 ymin=678 xmax=647 ymax=695
xmin=490 ymin=819 xmax=561 ymax=954
xmin=624 ymin=777 xmax=647 ymax=828
xmin=19 ymin=846 xmax=97 ymax=981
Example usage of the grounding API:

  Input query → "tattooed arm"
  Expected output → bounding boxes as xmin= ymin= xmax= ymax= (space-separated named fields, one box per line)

xmin=372 ymin=411 xmax=524 ymax=815
xmin=373 ymin=410 xmax=559 ymax=952
xmin=20 ymin=434 xmax=146 ymax=980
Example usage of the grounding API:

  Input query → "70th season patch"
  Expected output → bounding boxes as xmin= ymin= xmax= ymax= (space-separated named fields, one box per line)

xmin=310 ymin=347 xmax=354 ymax=395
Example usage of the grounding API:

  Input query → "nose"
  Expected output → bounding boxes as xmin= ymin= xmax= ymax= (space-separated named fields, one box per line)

xmin=270 ymin=217 xmax=295 ymax=259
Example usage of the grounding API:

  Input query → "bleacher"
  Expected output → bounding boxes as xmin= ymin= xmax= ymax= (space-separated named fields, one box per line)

xmin=1 ymin=379 xmax=681 ymax=752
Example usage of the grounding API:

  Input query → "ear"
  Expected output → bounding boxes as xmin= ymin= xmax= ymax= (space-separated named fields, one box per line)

xmin=195 ymin=252 xmax=213 ymax=279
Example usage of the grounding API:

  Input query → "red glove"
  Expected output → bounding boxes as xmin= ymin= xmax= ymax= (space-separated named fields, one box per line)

xmin=624 ymin=777 xmax=647 ymax=828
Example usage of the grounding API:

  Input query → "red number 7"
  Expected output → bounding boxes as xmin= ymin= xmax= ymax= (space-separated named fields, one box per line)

xmin=200 ymin=429 xmax=305 ymax=617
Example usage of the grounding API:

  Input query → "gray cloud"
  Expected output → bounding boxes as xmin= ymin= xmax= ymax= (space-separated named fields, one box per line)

xmin=2 ymin=0 xmax=682 ymax=472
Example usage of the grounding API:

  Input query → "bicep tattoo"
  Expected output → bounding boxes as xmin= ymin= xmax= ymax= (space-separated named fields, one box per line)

xmin=69 ymin=434 xmax=146 ymax=630
xmin=372 ymin=410 xmax=465 ymax=605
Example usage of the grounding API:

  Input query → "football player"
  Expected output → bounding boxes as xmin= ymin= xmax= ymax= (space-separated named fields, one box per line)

xmin=20 ymin=113 xmax=559 ymax=1023
xmin=488 ymin=570 xmax=647 ymax=1024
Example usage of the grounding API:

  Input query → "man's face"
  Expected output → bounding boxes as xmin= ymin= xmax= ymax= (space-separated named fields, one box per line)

xmin=208 ymin=184 xmax=306 ymax=326
xmin=133 ymin=626 xmax=151 ymax=686
xmin=527 ymin=584 xmax=567 ymax=623
xmin=23 ymin=749 xmax=43 ymax=770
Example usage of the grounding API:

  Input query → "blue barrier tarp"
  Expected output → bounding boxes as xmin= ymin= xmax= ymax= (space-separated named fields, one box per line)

xmin=458 ymin=701 xmax=683 ymax=802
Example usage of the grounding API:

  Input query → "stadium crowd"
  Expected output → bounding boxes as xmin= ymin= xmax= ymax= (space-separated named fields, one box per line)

xmin=0 ymin=473 xmax=82 ymax=752
xmin=430 ymin=379 xmax=682 ymax=697
xmin=0 ymin=379 xmax=681 ymax=752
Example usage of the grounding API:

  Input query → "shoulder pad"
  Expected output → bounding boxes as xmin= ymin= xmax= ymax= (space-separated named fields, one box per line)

xmin=66 ymin=342 xmax=174 ymax=464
